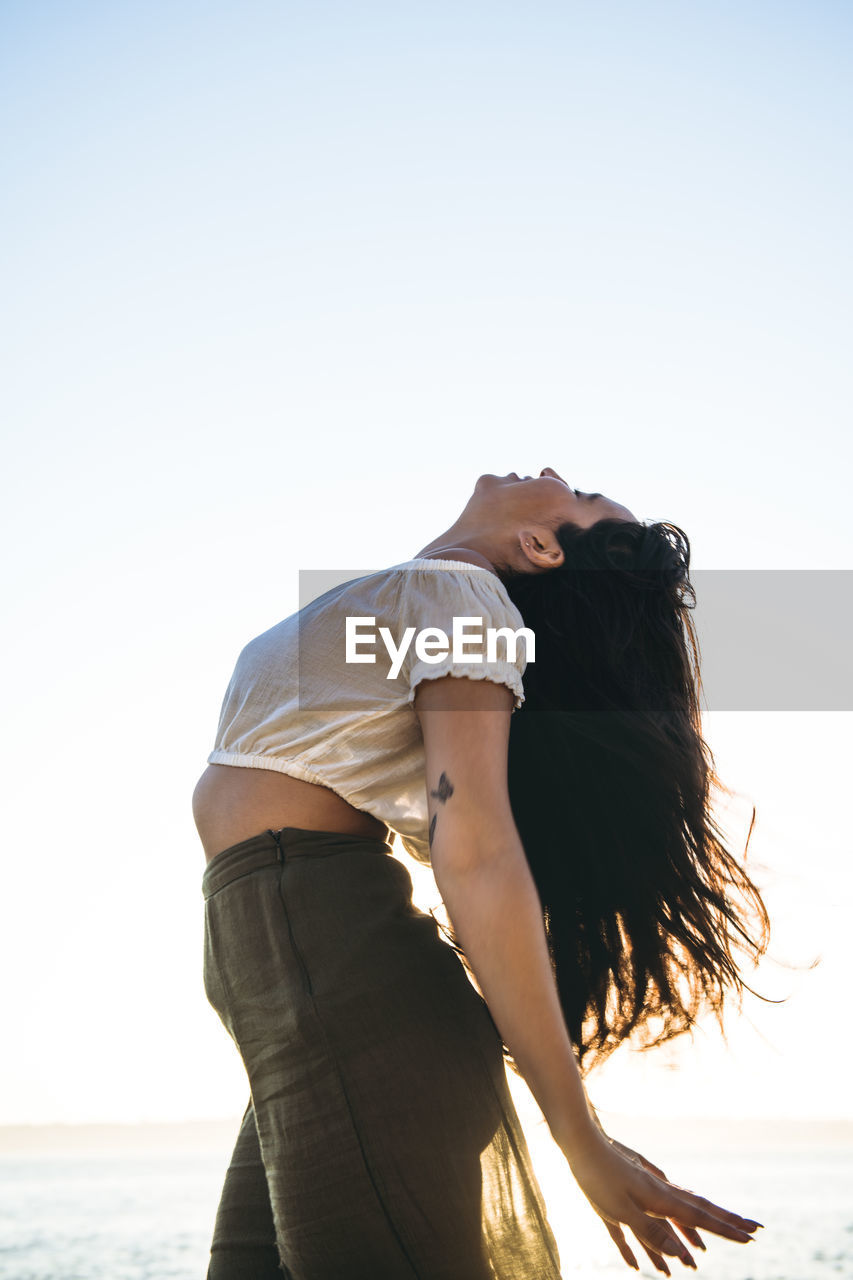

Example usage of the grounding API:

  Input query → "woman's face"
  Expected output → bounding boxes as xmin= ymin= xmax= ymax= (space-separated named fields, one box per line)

xmin=472 ymin=468 xmax=636 ymax=529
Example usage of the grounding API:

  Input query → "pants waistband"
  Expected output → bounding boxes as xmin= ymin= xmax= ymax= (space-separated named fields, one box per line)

xmin=201 ymin=826 xmax=395 ymax=899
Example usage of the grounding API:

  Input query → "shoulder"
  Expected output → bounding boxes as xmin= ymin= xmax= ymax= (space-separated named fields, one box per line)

xmin=384 ymin=558 xmax=523 ymax=618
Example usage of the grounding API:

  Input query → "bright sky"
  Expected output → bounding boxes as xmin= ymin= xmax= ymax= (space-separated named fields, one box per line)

xmin=2 ymin=2 xmax=851 ymax=1128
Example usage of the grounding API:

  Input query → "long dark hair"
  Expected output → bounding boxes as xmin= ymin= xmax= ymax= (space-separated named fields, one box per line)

xmin=499 ymin=517 xmax=770 ymax=1073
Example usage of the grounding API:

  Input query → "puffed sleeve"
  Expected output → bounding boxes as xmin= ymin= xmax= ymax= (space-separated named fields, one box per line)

xmin=398 ymin=567 xmax=531 ymax=710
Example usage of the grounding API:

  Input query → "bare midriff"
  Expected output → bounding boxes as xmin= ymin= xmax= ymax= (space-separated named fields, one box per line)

xmin=192 ymin=763 xmax=391 ymax=862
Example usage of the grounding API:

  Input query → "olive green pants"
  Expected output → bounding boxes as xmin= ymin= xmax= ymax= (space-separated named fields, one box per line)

xmin=202 ymin=827 xmax=562 ymax=1280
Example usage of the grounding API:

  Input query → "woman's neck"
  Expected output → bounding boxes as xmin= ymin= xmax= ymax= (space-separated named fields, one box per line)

xmin=412 ymin=544 xmax=496 ymax=572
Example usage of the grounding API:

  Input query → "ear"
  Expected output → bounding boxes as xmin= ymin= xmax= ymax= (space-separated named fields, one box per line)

xmin=518 ymin=526 xmax=565 ymax=571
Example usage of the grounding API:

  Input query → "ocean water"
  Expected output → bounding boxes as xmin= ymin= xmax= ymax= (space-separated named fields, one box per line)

xmin=0 ymin=1145 xmax=223 ymax=1280
xmin=0 ymin=1119 xmax=850 ymax=1279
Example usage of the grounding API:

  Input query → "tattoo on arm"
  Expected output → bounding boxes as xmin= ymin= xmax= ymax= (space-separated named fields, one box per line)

xmin=430 ymin=772 xmax=455 ymax=804
xmin=428 ymin=772 xmax=454 ymax=848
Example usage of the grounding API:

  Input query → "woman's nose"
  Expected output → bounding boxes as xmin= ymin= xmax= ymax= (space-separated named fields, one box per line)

xmin=540 ymin=466 xmax=573 ymax=489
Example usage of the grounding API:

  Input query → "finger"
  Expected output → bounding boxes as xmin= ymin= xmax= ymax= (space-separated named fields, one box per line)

xmin=635 ymin=1174 xmax=761 ymax=1241
xmin=604 ymin=1221 xmax=640 ymax=1271
xmin=667 ymin=1189 xmax=762 ymax=1241
xmin=629 ymin=1215 xmax=696 ymax=1270
xmin=639 ymin=1241 xmax=671 ymax=1276
xmin=674 ymin=1222 xmax=706 ymax=1252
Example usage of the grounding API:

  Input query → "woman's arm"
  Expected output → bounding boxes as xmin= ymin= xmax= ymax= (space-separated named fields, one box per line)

xmin=414 ymin=675 xmax=763 ymax=1272
xmin=415 ymin=676 xmax=595 ymax=1150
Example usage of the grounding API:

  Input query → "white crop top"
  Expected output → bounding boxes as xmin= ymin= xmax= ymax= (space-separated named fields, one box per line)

xmin=208 ymin=558 xmax=530 ymax=863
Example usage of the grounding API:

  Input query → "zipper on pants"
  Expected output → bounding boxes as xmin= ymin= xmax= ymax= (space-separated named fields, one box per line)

xmin=270 ymin=828 xmax=314 ymax=996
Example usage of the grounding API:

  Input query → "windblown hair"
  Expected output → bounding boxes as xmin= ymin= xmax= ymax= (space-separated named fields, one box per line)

xmin=499 ymin=518 xmax=770 ymax=1074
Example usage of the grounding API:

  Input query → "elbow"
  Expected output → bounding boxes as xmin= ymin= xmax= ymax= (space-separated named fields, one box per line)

xmin=429 ymin=806 xmax=527 ymax=882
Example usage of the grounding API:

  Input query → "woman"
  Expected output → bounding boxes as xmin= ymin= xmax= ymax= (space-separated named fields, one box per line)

xmin=193 ymin=468 xmax=768 ymax=1279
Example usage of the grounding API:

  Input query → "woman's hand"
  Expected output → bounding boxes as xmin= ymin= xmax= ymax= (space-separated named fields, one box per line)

xmin=563 ymin=1127 xmax=763 ymax=1274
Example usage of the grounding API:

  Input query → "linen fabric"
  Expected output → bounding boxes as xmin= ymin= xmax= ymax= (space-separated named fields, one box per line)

xmin=203 ymin=826 xmax=563 ymax=1280
xmin=207 ymin=559 xmax=530 ymax=864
